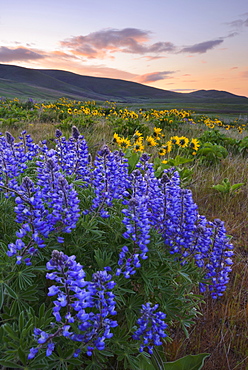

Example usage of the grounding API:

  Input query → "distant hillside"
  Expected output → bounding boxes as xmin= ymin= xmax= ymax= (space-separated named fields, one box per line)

xmin=0 ymin=63 xmax=248 ymax=113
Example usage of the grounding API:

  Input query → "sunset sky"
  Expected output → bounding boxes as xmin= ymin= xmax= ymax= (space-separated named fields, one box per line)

xmin=1 ymin=0 xmax=248 ymax=97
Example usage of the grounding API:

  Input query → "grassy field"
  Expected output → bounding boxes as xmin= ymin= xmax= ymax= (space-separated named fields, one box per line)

xmin=0 ymin=98 xmax=248 ymax=369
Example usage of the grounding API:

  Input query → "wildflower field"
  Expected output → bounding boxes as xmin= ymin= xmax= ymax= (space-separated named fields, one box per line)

xmin=0 ymin=97 xmax=247 ymax=369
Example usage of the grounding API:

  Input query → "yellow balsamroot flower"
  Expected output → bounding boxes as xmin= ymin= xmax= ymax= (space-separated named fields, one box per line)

xmin=154 ymin=127 xmax=162 ymax=135
xmin=153 ymin=127 xmax=162 ymax=140
xmin=162 ymin=160 xmax=168 ymax=164
xmin=119 ymin=138 xmax=131 ymax=149
xmin=133 ymin=142 xmax=144 ymax=152
xmin=113 ymin=133 xmax=122 ymax=145
xmin=158 ymin=148 xmax=167 ymax=156
xmin=164 ymin=140 xmax=173 ymax=153
xmin=133 ymin=130 xmax=143 ymax=141
xmin=189 ymin=138 xmax=200 ymax=151
xmin=134 ymin=136 xmax=144 ymax=146
xmin=178 ymin=136 xmax=189 ymax=148
xmin=146 ymin=136 xmax=157 ymax=147
xmin=68 ymin=108 xmax=72 ymax=114
xmin=170 ymin=136 xmax=180 ymax=146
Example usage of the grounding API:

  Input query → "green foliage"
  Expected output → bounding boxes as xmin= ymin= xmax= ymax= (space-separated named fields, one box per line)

xmin=238 ymin=136 xmax=248 ymax=156
xmin=196 ymin=142 xmax=228 ymax=164
xmin=197 ymin=129 xmax=240 ymax=154
xmin=136 ymin=352 xmax=210 ymax=370
xmin=198 ymin=129 xmax=228 ymax=146
xmin=153 ymin=156 xmax=193 ymax=186
xmin=111 ymin=117 xmax=150 ymax=137
xmin=163 ymin=353 xmax=210 ymax=370
xmin=212 ymin=178 xmax=245 ymax=196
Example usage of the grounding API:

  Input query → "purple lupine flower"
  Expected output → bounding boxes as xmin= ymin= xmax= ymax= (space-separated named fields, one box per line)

xmin=89 ymin=146 xmax=130 ymax=217
xmin=29 ymin=250 xmax=118 ymax=360
xmin=203 ymin=219 xmax=234 ymax=298
xmin=117 ymin=194 xmax=150 ymax=277
xmin=55 ymin=127 xmax=90 ymax=183
xmin=46 ymin=342 xmax=55 ymax=356
xmin=6 ymin=151 xmax=80 ymax=264
xmin=133 ymin=303 xmax=168 ymax=354
xmin=28 ymin=347 xmax=39 ymax=360
xmin=0 ymin=131 xmax=39 ymax=193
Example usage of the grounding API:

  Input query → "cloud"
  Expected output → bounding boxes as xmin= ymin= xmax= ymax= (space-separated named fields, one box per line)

xmin=226 ymin=17 xmax=248 ymax=29
xmin=225 ymin=32 xmax=239 ymax=38
xmin=179 ymin=39 xmax=224 ymax=54
xmin=137 ymin=71 xmax=175 ymax=83
xmin=0 ymin=46 xmax=46 ymax=62
xmin=60 ymin=28 xmax=176 ymax=59
xmin=139 ymin=55 xmax=168 ymax=61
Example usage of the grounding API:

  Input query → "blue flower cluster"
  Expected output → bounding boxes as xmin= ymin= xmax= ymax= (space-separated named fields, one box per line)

xmin=156 ymin=169 xmax=234 ymax=297
xmin=117 ymin=194 xmax=150 ymax=278
xmin=0 ymin=130 xmax=38 ymax=192
xmin=6 ymin=150 xmax=80 ymax=265
xmin=0 ymin=128 xmax=235 ymax=361
xmin=28 ymin=250 xmax=118 ymax=359
xmin=116 ymin=159 xmax=233 ymax=297
xmin=89 ymin=145 xmax=130 ymax=217
xmin=133 ymin=302 xmax=167 ymax=354
xmin=2 ymin=127 xmax=234 ymax=293
xmin=55 ymin=127 xmax=90 ymax=183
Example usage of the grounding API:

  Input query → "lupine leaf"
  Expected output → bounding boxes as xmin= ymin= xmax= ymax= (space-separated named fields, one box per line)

xmin=0 ymin=360 xmax=23 ymax=368
xmin=163 ymin=353 xmax=210 ymax=370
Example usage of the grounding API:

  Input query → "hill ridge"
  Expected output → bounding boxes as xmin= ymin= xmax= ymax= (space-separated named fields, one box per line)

xmin=0 ymin=64 xmax=248 ymax=111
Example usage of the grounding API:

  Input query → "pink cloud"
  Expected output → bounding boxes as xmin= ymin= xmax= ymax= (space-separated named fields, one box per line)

xmin=137 ymin=71 xmax=175 ymax=83
xmin=0 ymin=46 xmax=46 ymax=62
xmin=180 ymin=39 xmax=224 ymax=54
xmin=60 ymin=28 xmax=176 ymax=59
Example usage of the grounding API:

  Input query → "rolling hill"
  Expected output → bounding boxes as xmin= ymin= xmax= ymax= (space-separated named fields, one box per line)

xmin=0 ymin=63 xmax=248 ymax=113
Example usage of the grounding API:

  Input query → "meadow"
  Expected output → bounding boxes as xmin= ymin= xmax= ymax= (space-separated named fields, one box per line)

xmin=0 ymin=97 xmax=247 ymax=369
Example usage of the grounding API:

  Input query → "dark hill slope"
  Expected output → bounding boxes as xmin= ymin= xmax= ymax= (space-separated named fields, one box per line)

xmin=39 ymin=69 xmax=180 ymax=100
xmin=0 ymin=64 xmax=181 ymax=102
xmin=0 ymin=64 xmax=248 ymax=113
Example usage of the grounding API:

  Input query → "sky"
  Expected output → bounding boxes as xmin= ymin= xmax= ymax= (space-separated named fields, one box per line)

xmin=1 ymin=0 xmax=248 ymax=97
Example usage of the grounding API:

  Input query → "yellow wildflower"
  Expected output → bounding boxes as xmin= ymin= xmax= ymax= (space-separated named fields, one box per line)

xmin=158 ymin=148 xmax=166 ymax=156
xmin=170 ymin=136 xmax=180 ymax=146
xmin=164 ymin=141 xmax=173 ymax=153
xmin=154 ymin=127 xmax=162 ymax=135
xmin=113 ymin=133 xmax=122 ymax=145
xmin=153 ymin=127 xmax=162 ymax=140
xmin=133 ymin=131 xmax=143 ymax=141
xmin=146 ymin=136 xmax=157 ymax=147
xmin=189 ymin=138 xmax=200 ymax=151
xmin=119 ymin=138 xmax=131 ymax=149
xmin=133 ymin=143 xmax=144 ymax=152
xmin=178 ymin=136 xmax=189 ymax=148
